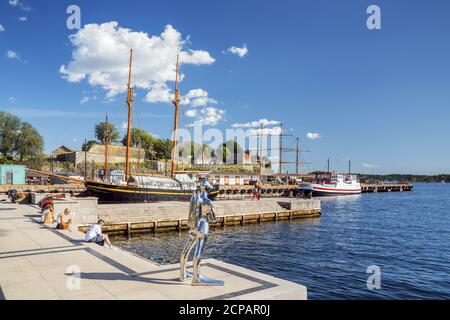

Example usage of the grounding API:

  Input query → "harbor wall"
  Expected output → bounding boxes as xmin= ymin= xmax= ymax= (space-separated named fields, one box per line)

xmin=52 ymin=197 xmax=99 ymax=225
xmin=78 ymin=198 xmax=321 ymax=234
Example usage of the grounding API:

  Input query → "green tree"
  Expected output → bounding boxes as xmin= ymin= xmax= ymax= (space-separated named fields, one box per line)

xmin=197 ymin=144 xmax=214 ymax=162
xmin=215 ymin=144 xmax=230 ymax=163
xmin=95 ymin=122 xmax=119 ymax=144
xmin=15 ymin=122 xmax=44 ymax=162
xmin=122 ymin=128 xmax=158 ymax=159
xmin=82 ymin=140 xmax=97 ymax=151
xmin=216 ymin=140 xmax=244 ymax=164
xmin=0 ymin=111 xmax=21 ymax=157
xmin=153 ymin=138 xmax=172 ymax=160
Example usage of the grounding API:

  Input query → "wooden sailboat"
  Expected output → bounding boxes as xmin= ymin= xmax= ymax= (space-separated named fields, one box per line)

xmin=85 ymin=49 xmax=219 ymax=202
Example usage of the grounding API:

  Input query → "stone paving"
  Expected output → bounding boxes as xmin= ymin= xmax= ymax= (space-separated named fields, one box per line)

xmin=0 ymin=202 xmax=307 ymax=300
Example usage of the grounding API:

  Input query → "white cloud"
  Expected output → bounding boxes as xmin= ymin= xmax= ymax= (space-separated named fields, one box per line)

xmin=144 ymin=83 xmax=172 ymax=103
xmin=363 ymin=163 xmax=380 ymax=168
xmin=121 ymin=122 xmax=128 ymax=131
xmin=19 ymin=16 xmax=27 ymax=22
xmin=80 ymin=96 xmax=90 ymax=104
xmin=8 ymin=0 xmax=31 ymax=11
xmin=186 ymin=107 xmax=225 ymax=126
xmin=6 ymin=50 xmax=21 ymax=60
xmin=225 ymin=44 xmax=248 ymax=58
xmin=232 ymin=118 xmax=280 ymax=128
xmin=184 ymin=109 xmax=197 ymax=118
xmin=306 ymin=132 xmax=321 ymax=140
xmin=181 ymin=88 xmax=217 ymax=107
xmin=73 ymin=138 xmax=78 ymax=142
xmin=0 ymin=24 xmax=5 ymax=32
xmin=8 ymin=96 xmax=16 ymax=103
xmin=60 ymin=22 xmax=215 ymax=100
xmin=249 ymin=126 xmax=282 ymax=136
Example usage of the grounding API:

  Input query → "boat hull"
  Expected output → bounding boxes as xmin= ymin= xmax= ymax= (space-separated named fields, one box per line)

xmin=299 ymin=183 xmax=361 ymax=196
xmin=85 ymin=180 xmax=219 ymax=202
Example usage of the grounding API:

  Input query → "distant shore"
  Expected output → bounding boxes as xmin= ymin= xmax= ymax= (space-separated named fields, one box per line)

xmin=355 ymin=174 xmax=449 ymax=183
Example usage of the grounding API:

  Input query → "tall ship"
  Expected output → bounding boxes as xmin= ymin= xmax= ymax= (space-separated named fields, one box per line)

xmin=299 ymin=172 xmax=362 ymax=196
xmin=85 ymin=49 xmax=218 ymax=202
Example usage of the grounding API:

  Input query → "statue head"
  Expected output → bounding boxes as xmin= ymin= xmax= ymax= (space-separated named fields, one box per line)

xmin=199 ymin=179 xmax=214 ymax=193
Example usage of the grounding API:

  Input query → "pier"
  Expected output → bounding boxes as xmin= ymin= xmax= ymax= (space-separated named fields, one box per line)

xmin=0 ymin=203 xmax=307 ymax=300
xmin=79 ymin=198 xmax=321 ymax=235
xmin=361 ymin=183 xmax=413 ymax=193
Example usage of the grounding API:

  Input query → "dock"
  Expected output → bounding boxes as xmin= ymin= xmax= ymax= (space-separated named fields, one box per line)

xmin=79 ymin=198 xmax=321 ymax=235
xmin=361 ymin=183 xmax=413 ymax=193
xmin=0 ymin=203 xmax=307 ymax=300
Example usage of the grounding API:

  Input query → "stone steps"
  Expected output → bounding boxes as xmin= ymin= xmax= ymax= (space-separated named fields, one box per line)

xmin=99 ymin=202 xmax=290 ymax=223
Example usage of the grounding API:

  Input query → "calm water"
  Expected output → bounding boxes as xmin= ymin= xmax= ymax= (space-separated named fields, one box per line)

xmin=113 ymin=184 xmax=450 ymax=299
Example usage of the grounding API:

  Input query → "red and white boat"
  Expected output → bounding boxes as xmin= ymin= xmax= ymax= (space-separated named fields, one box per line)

xmin=299 ymin=173 xmax=361 ymax=196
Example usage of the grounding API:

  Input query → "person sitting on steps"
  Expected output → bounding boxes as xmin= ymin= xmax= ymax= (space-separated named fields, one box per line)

xmin=84 ymin=220 xmax=113 ymax=248
xmin=56 ymin=208 xmax=72 ymax=231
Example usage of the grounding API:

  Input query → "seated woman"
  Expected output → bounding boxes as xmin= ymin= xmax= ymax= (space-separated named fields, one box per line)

xmin=40 ymin=197 xmax=54 ymax=213
xmin=56 ymin=208 xmax=72 ymax=231
xmin=41 ymin=204 xmax=55 ymax=224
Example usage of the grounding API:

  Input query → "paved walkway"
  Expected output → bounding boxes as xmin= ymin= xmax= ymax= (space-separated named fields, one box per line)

xmin=0 ymin=202 xmax=307 ymax=300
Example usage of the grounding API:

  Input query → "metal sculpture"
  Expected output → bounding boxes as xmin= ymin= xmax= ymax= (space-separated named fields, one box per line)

xmin=179 ymin=180 xmax=224 ymax=286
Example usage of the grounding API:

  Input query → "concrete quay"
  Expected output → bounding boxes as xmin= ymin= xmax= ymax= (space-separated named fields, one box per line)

xmin=0 ymin=202 xmax=307 ymax=300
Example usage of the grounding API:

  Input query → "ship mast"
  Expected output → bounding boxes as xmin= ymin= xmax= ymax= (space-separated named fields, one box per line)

xmin=171 ymin=54 xmax=180 ymax=178
xmin=105 ymin=114 xmax=109 ymax=180
xmin=279 ymin=123 xmax=283 ymax=174
xmin=125 ymin=48 xmax=134 ymax=181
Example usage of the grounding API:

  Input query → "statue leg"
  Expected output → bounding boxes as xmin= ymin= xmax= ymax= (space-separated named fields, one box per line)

xmin=190 ymin=219 xmax=224 ymax=286
xmin=192 ymin=236 xmax=205 ymax=284
xmin=179 ymin=231 xmax=198 ymax=282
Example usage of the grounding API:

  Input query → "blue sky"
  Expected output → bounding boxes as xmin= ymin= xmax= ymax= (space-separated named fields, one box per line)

xmin=1 ymin=0 xmax=449 ymax=174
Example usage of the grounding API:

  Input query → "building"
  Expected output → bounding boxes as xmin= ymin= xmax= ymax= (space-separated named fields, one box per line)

xmin=0 ymin=165 xmax=26 ymax=185
xmin=52 ymin=144 xmax=145 ymax=165
xmin=51 ymin=145 xmax=73 ymax=158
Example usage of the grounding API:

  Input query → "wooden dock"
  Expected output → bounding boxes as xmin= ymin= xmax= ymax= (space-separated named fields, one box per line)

xmin=361 ymin=183 xmax=413 ymax=193
xmin=78 ymin=198 xmax=321 ymax=235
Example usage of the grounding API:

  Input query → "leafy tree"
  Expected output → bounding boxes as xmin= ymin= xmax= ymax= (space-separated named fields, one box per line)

xmin=215 ymin=144 xmax=230 ymax=163
xmin=122 ymin=128 xmax=157 ymax=159
xmin=197 ymin=144 xmax=214 ymax=161
xmin=82 ymin=140 xmax=97 ymax=151
xmin=153 ymin=138 xmax=172 ymax=160
xmin=95 ymin=122 xmax=119 ymax=144
xmin=0 ymin=111 xmax=21 ymax=157
xmin=216 ymin=140 xmax=244 ymax=164
xmin=15 ymin=122 xmax=44 ymax=162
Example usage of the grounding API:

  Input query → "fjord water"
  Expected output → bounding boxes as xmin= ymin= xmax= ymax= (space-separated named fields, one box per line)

xmin=114 ymin=183 xmax=450 ymax=299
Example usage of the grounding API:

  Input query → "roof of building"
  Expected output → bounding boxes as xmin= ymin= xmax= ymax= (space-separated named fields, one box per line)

xmin=52 ymin=145 xmax=73 ymax=154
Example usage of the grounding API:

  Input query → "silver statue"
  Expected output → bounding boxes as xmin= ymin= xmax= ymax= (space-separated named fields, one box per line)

xmin=179 ymin=180 xmax=224 ymax=286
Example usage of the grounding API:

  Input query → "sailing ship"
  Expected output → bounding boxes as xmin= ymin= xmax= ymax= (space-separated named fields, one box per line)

xmin=85 ymin=49 xmax=219 ymax=202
